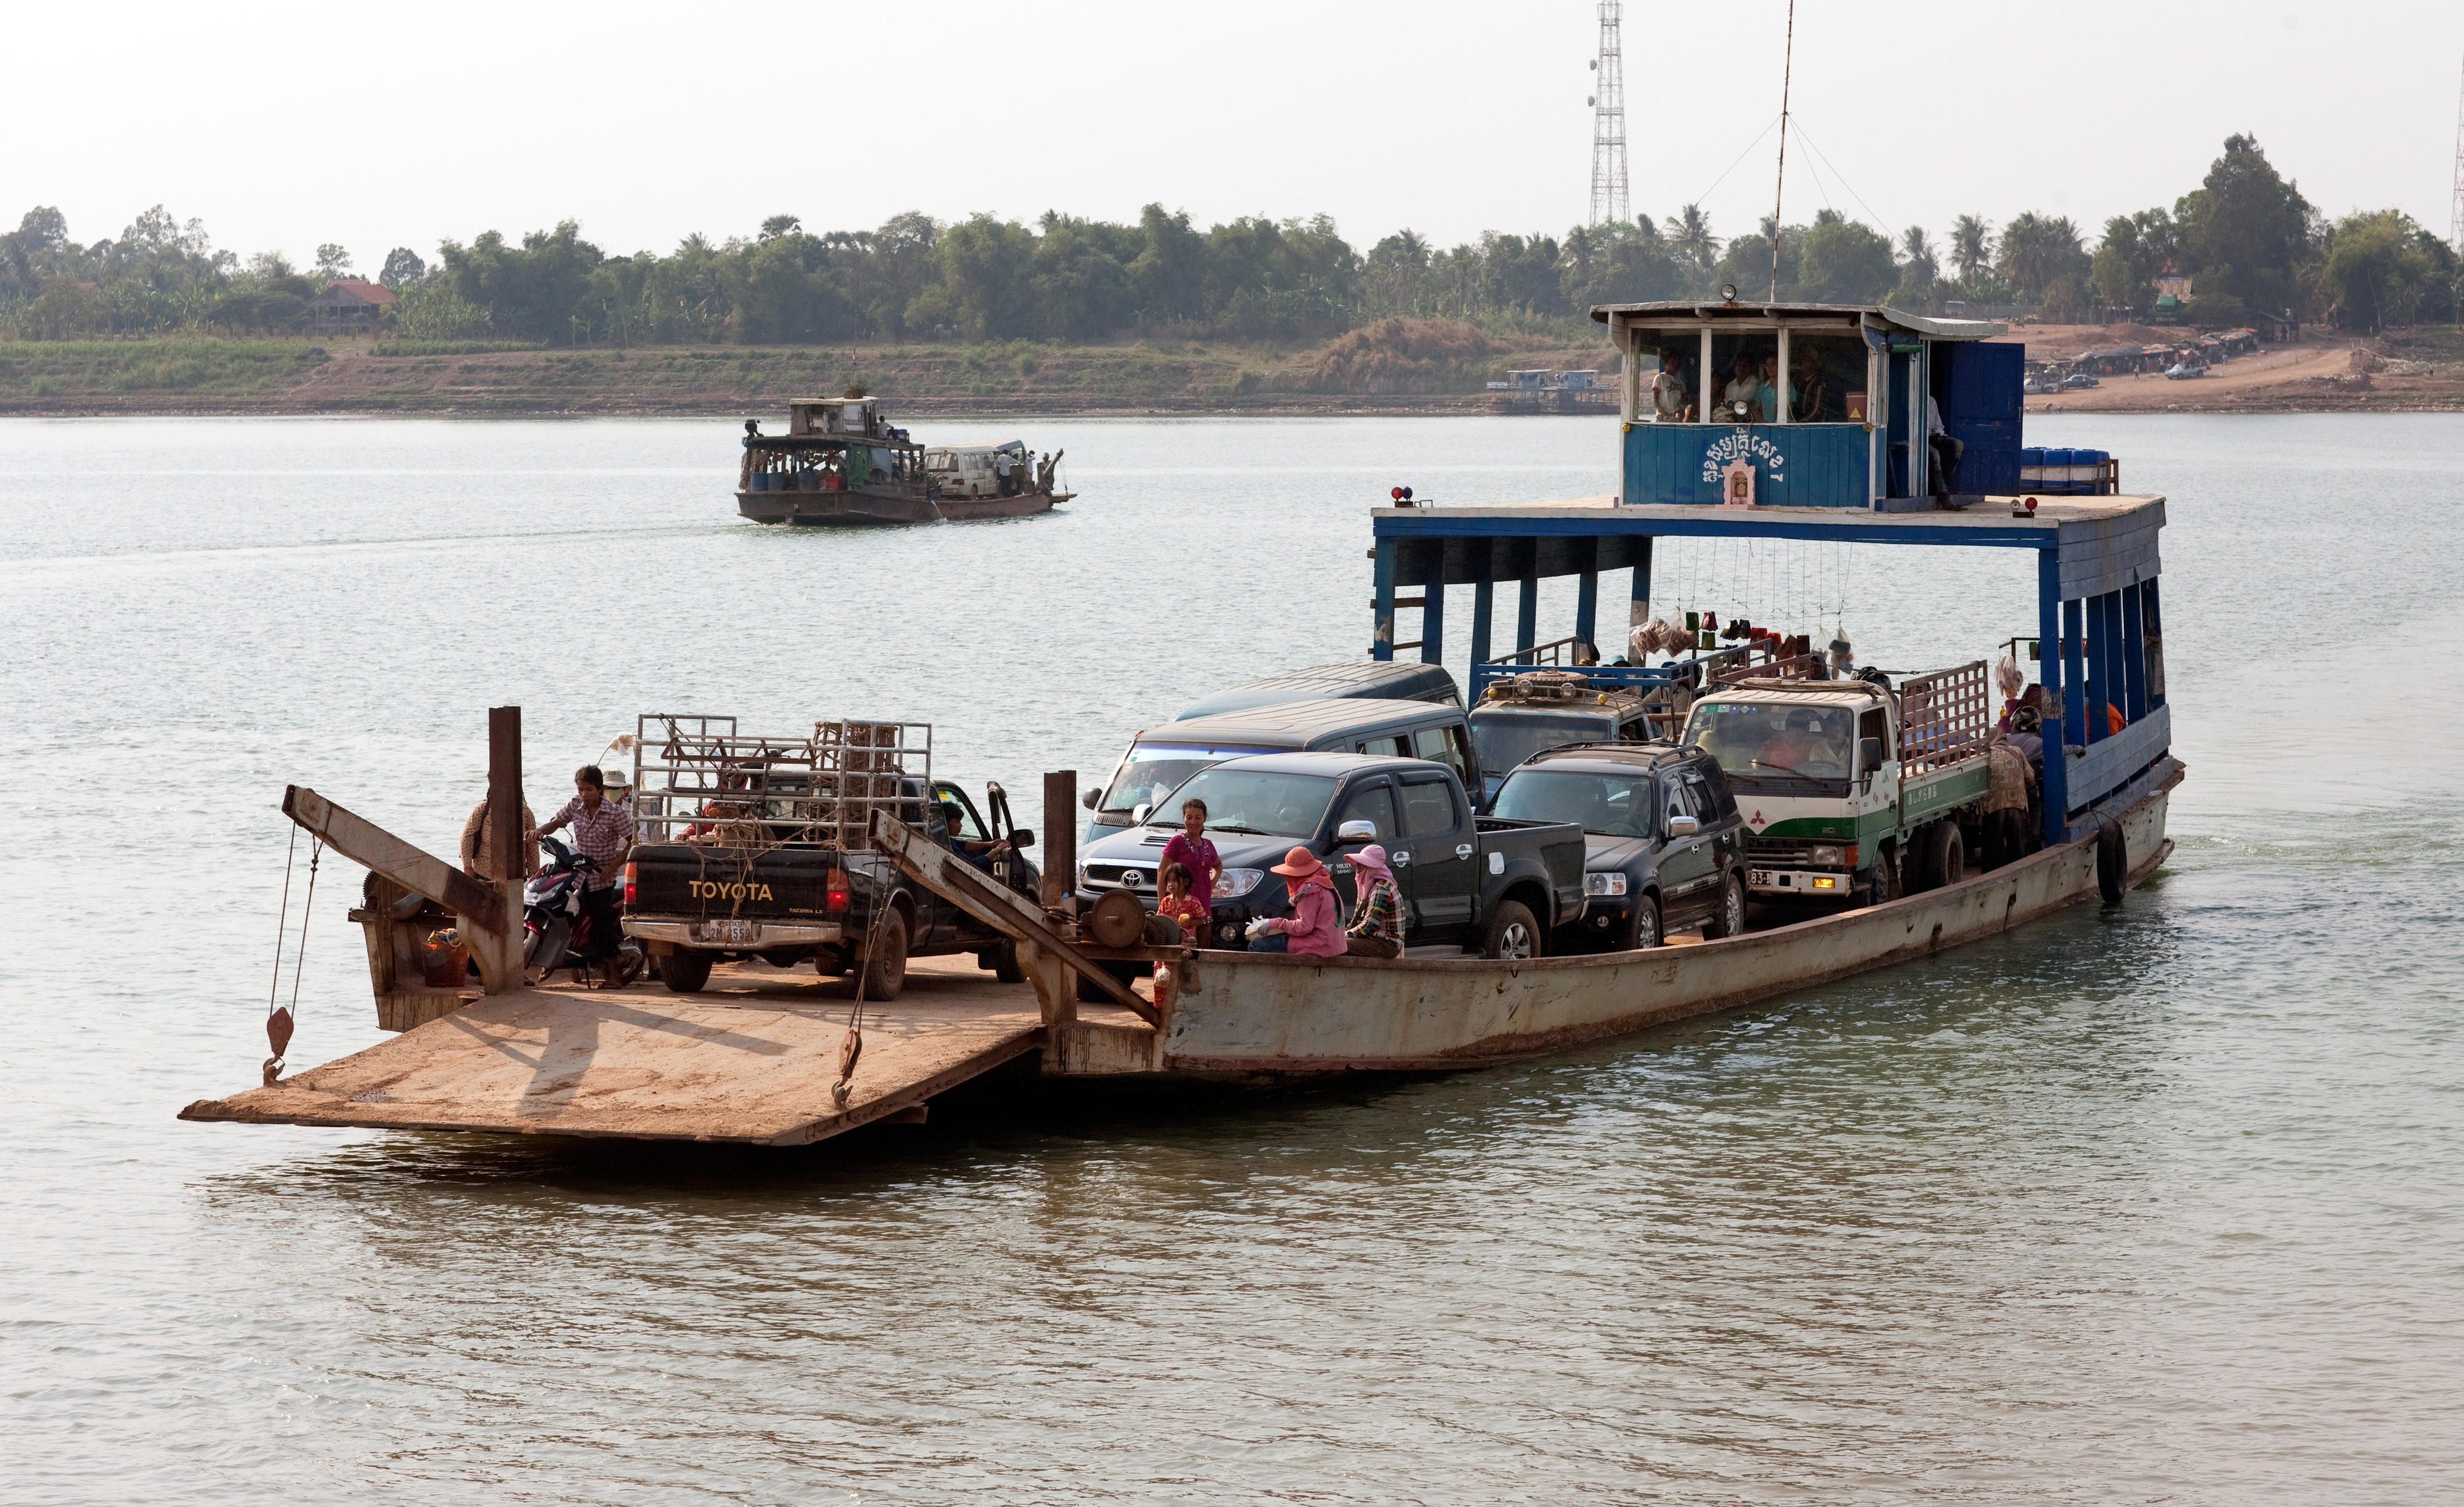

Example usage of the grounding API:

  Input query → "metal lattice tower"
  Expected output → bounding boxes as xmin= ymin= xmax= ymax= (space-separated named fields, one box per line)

xmin=2451 ymin=52 xmax=2464 ymax=253
xmin=1588 ymin=1 xmax=1629 ymax=225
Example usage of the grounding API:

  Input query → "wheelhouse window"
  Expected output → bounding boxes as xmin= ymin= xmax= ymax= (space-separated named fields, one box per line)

xmin=1637 ymin=325 xmax=1868 ymax=424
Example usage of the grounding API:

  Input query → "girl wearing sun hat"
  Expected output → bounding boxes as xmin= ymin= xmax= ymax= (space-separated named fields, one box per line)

xmin=1244 ymin=847 xmax=1347 ymax=957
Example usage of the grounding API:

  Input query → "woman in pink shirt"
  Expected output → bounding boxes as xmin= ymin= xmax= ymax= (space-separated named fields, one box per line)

xmin=1246 ymin=847 xmax=1346 ymax=957
xmin=1159 ymin=797 xmax=1222 ymax=911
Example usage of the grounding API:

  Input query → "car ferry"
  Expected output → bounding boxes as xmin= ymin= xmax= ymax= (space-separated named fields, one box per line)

xmin=736 ymin=395 xmax=1071 ymax=526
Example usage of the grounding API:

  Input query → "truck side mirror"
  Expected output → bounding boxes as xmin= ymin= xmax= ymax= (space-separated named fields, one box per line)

xmin=1080 ymin=787 xmax=1099 ymax=810
xmin=1009 ymin=828 xmax=1034 ymax=849
xmin=1859 ymin=736 xmax=1885 ymax=770
xmin=1667 ymin=814 xmax=1701 ymax=838
xmin=1132 ymin=803 xmax=1151 ymax=824
xmin=1334 ymin=819 xmax=1378 ymax=843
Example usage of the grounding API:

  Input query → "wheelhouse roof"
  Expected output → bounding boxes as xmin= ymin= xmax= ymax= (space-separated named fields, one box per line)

xmin=1590 ymin=299 xmax=2008 ymax=342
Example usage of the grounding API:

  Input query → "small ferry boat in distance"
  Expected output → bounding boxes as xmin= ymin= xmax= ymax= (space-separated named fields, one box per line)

xmin=736 ymin=392 xmax=1071 ymax=526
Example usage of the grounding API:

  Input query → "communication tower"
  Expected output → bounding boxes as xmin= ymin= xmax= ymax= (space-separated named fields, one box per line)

xmin=1588 ymin=1 xmax=1629 ymax=225
xmin=2451 ymin=52 xmax=2464 ymax=253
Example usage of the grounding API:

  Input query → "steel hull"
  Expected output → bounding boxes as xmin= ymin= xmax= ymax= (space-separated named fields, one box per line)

xmin=737 ymin=487 xmax=1063 ymax=527
xmin=1076 ymin=765 xmax=2178 ymax=1075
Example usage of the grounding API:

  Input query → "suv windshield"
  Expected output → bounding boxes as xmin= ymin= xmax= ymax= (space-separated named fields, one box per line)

xmin=1490 ymin=768 xmax=1655 ymax=839
xmin=1473 ymin=711 xmax=1615 ymax=777
xmin=1157 ymin=769 xmax=1337 ymax=840
xmin=1685 ymin=701 xmax=1856 ymax=781
xmin=1100 ymin=743 xmax=1272 ymax=816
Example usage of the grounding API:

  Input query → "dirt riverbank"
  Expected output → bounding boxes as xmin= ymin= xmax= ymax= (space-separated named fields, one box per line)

xmin=3 ymin=323 xmax=2458 ymax=418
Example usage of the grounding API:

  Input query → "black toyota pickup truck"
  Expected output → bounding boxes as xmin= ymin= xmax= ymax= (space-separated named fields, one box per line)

xmin=620 ymin=778 xmax=1037 ymax=999
xmin=1076 ymin=750 xmax=1586 ymax=959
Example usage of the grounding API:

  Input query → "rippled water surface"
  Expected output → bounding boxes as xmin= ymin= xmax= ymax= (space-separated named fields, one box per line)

xmin=3 ymin=413 xmax=2458 ymax=1503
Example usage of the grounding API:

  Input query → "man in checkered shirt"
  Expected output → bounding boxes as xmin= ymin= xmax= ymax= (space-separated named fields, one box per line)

xmin=537 ymin=765 xmax=634 ymax=983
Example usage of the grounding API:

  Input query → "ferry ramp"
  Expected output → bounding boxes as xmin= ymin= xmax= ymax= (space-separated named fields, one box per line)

xmin=179 ymin=957 xmax=1074 ymax=1146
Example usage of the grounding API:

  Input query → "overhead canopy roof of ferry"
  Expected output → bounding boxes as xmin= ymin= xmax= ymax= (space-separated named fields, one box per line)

xmin=1589 ymin=300 xmax=2008 ymax=341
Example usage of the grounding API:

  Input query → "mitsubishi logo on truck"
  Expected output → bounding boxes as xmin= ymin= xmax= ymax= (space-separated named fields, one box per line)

xmin=688 ymin=879 xmax=775 ymax=902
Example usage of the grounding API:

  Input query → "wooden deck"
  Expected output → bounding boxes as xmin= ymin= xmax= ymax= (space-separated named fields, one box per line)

xmin=180 ymin=957 xmax=1140 ymax=1146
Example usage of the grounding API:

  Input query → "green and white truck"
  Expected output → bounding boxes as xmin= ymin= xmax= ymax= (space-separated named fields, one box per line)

xmin=1680 ymin=661 xmax=1994 ymax=908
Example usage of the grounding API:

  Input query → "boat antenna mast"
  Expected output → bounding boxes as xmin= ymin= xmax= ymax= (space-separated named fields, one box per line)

xmin=1770 ymin=0 xmax=1796 ymax=300
xmin=1588 ymin=1 xmax=1629 ymax=225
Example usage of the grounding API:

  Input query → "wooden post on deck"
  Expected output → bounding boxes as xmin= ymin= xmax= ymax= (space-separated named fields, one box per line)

xmin=474 ymin=706 xmax=524 ymax=995
xmin=1041 ymin=770 xmax=1075 ymax=916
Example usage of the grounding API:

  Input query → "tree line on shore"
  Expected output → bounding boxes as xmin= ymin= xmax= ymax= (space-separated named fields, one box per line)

xmin=2 ymin=136 xmax=2454 ymax=349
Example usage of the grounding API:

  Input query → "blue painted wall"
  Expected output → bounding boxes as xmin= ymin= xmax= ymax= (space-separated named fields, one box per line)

xmin=1621 ymin=422 xmax=1873 ymax=508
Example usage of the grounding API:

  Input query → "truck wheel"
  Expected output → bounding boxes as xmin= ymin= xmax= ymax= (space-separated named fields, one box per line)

xmin=1914 ymin=821 xmax=1964 ymax=893
xmin=1622 ymin=895 xmax=1663 ymax=951
xmin=1701 ymin=872 xmax=1746 ymax=940
xmin=858 ymin=906 xmax=909 ymax=1002
xmin=1483 ymin=901 xmax=1544 ymax=961
xmin=659 ymin=949 xmax=713 ymax=994
xmin=990 ymin=938 xmax=1027 ymax=985
xmin=1864 ymin=856 xmax=1901 ymax=908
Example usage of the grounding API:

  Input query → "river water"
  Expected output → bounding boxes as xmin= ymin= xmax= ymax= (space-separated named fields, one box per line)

xmin=2 ymin=413 xmax=2457 ymax=1503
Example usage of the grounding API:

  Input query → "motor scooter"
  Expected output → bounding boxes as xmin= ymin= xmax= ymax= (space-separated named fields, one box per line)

xmin=525 ymin=837 xmax=644 ymax=986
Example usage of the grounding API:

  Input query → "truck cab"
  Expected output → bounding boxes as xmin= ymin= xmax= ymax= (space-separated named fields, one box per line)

xmin=1680 ymin=664 xmax=1993 ymax=907
xmin=1469 ymin=669 xmax=1676 ymax=805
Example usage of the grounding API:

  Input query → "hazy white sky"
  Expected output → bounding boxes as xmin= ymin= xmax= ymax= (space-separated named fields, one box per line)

xmin=7 ymin=0 xmax=2458 ymax=269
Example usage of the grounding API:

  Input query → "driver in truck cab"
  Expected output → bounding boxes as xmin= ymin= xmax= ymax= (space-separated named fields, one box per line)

xmin=941 ymin=802 xmax=1011 ymax=871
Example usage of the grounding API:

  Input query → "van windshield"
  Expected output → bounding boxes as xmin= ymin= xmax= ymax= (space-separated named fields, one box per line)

xmin=1489 ymin=770 xmax=1655 ymax=839
xmin=1474 ymin=711 xmax=1615 ymax=777
xmin=1159 ymin=769 xmax=1337 ymax=840
xmin=1099 ymin=743 xmax=1274 ymax=816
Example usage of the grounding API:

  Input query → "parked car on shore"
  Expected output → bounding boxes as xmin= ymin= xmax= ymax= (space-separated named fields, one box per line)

xmin=2061 ymin=372 xmax=2100 ymax=390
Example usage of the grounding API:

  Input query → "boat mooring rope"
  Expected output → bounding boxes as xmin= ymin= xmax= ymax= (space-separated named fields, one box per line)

xmin=262 ymin=827 xmax=325 ymax=1087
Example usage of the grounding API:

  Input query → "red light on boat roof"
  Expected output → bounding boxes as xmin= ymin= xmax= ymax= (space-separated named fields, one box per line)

xmin=2024 ymin=497 xmax=2038 ymax=512
xmin=1391 ymin=486 xmax=1404 ymax=500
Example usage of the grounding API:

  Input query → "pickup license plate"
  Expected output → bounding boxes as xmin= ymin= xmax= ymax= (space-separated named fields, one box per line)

xmin=696 ymin=919 xmax=759 ymax=944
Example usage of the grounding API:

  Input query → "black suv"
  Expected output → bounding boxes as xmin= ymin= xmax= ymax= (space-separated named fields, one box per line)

xmin=1486 ymin=744 xmax=1749 ymax=951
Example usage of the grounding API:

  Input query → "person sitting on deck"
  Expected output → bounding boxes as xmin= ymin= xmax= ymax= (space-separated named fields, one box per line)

xmin=1342 ymin=843 xmax=1406 ymax=959
xmin=1245 ymin=847 xmax=1345 ymax=957
xmin=940 ymin=802 xmax=1011 ymax=871
xmin=1926 ymin=396 xmax=1964 ymax=497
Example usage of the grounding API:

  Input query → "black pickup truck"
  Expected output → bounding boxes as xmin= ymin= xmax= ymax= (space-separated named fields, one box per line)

xmin=620 ymin=778 xmax=1037 ymax=999
xmin=1076 ymin=751 xmax=1586 ymax=959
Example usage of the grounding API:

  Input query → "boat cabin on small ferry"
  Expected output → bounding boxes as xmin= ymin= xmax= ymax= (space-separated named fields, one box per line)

xmin=1599 ymin=298 xmax=2024 ymax=507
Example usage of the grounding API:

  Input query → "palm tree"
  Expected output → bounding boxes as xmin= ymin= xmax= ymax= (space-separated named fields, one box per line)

xmin=1997 ymin=213 xmax=2085 ymax=302
xmin=1949 ymin=215 xmax=1992 ymax=282
xmin=1899 ymin=226 xmax=1938 ymax=285
xmin=1665 ymin=205 xmax=1719 ymax=271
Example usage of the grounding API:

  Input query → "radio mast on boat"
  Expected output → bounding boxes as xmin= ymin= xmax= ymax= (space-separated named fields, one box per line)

xmin=1587 ymin=1 xmax=1629 ymax=225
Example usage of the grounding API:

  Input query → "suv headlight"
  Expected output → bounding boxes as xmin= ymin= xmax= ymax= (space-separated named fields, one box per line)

xmin=1584 ymin=872 xmax=1629 ymax=896
xmin=1808 ymin=845 xmax=1844 ymax=867
xmin=1216 ymin=867 xmax=1266 ymax=898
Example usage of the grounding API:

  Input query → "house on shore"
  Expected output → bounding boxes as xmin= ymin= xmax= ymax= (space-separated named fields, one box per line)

xmin=307 ymin=278 xmax=397 ymax=336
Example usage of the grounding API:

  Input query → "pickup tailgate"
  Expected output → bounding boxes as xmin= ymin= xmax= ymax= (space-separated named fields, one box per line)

xmin=1475 ymin=816 xmax=1588 ymax=913
xmin=628 ymin=843 xmax=840 ymax=920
